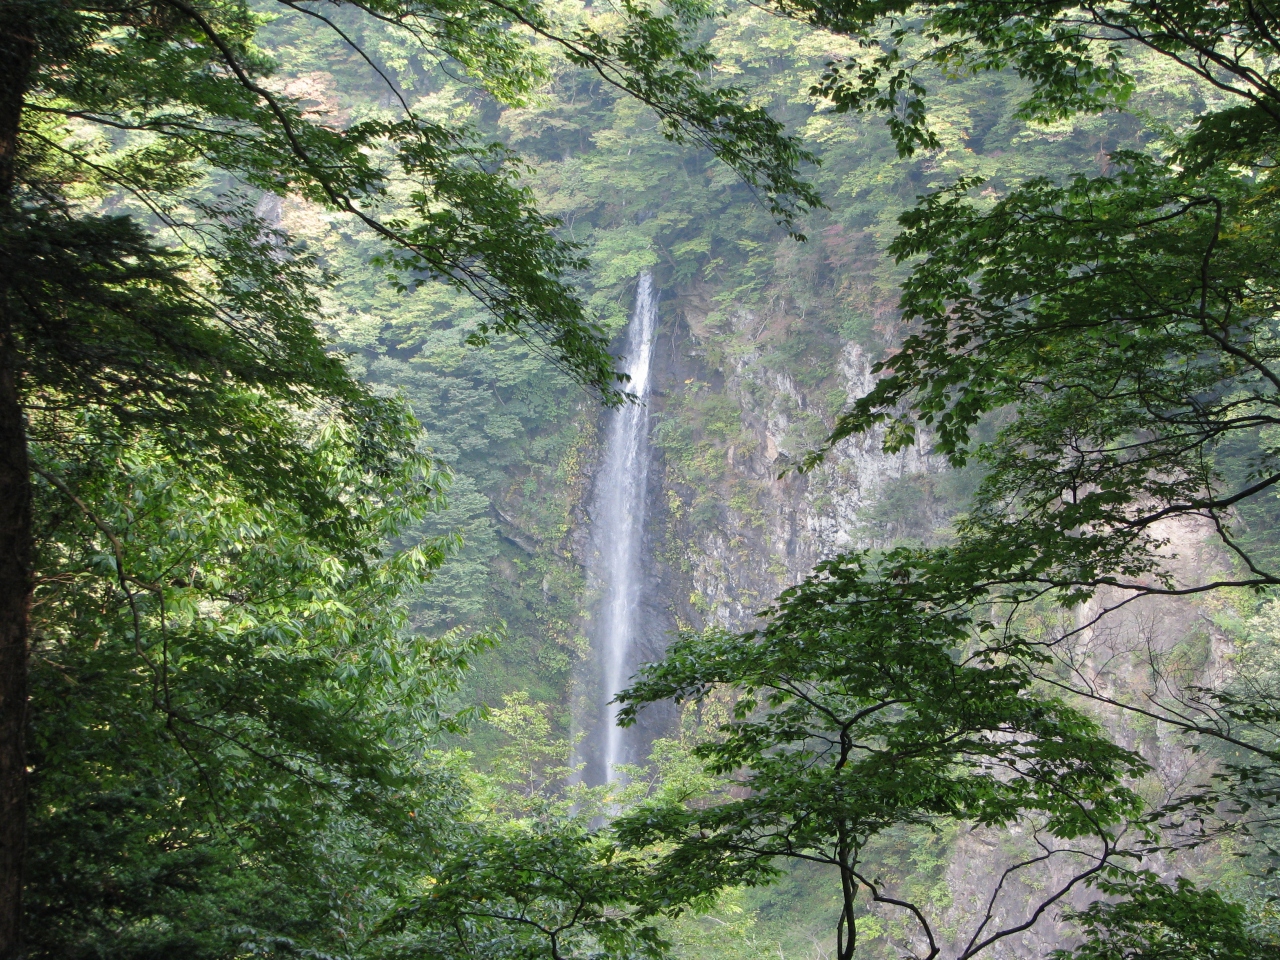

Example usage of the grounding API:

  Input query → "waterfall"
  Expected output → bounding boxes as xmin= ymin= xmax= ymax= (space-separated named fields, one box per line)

xmin=583 ymin=273 xmax=658 ymax=785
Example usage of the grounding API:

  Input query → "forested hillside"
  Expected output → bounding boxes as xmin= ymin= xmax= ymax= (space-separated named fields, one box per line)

xmin=305 ymin=0 xmax=1208 ymax=725
xmin=5 ymin=2 xmax=1280 ymax=959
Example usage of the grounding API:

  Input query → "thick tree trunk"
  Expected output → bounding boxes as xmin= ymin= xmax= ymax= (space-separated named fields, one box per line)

xmin=0 ymin=345 xmax=29 ymax=960
xmin=0 ymin=10 xmax=33 ymax=959
xmin=0 ymin=8 xmax=33 ymax=195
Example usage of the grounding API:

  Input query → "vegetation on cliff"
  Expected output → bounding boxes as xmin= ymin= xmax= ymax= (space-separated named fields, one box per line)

xmin=4 ymin=1 xmax=1280 ymax=959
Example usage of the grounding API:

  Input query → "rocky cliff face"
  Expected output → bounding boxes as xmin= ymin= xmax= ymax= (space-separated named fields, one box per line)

xmin=642 ymin=286 xmax=943 ymax=637
xmin=570 ymin=280 xmax=1244 ymax=959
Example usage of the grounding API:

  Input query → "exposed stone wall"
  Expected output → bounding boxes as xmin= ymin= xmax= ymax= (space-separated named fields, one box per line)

xmin=605 ymin=289 xmax=1241 ymax=958
xmin=648 ymin=292 xmax=941 ymax=636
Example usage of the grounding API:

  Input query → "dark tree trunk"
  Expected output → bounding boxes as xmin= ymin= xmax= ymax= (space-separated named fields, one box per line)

xmin=0 ymin=344 xmax=29 ymax=960
xmin=0 ymin=9 xmax=34 ymax=959
xmin=0 ymin=7 xmax=33 ymax=195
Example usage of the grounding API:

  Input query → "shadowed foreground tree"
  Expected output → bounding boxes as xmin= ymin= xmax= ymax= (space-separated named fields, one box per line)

xmin=708 ymin=0 xmax=1280 ymax=951
xmin=23 ymin=429 xmax=463 ymax=959
xmin=0 ymin=0 xmax=817 ymax=955
xmin=616 ymin=551 xmax=1151 ymax=960
xmin=1051 ymin=873 xmax=1273 ymax=960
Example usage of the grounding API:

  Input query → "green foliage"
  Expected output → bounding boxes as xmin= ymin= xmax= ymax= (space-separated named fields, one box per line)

xmin=24 ymin=2 xmax=1280 ymax=958
xmin=1052 ymin=874 xmax=1277 ymax=960
xmin=793 ymin=152 xmax=1280 ymax=626
xmin=10 ymin=2 xmax=830 ymax=956
xmin=386 ymin=826 xmax=671 ymax=960
xmin=794 ymin=2 xmax=1280 ymax=593
xmin=616 ymin=549 xmax=1149 ymax=960
xmin=26 ymin=426 xmax=473 ymax=958
xmin=0 ymin=192 xmax=404 ymax=543
xmin=764 ymin=1 xmax=1280 ymax=955
xmin=478 ymin=691 xmax=584 ymax=819
xmin=15 ymin=1 xmax=818 ymax=401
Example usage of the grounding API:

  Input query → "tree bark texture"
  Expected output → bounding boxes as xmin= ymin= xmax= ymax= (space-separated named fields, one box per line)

xmin=0 ymin=8 xmax=34 ymax=958
xmin=0 ymin=8 xmax=33 ymax=195
xmin=0 ymin=343 xmax=29 ymax=960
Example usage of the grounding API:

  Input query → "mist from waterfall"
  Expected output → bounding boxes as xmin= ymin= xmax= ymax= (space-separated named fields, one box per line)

xmin=582 ymin=273 xmax=658 ymax=785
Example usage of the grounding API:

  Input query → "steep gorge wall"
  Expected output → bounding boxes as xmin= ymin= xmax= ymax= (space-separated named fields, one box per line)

xmin=249 ymin=10 xmax=1268 ymax=953
xmin=579 ymin=277 xmax=1244 ymax=960
xmin=652 ymin=287 xmax=943 ymax=635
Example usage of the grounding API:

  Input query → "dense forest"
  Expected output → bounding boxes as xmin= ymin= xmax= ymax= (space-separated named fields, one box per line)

xmin=3 ymin=1 xmax=1280 ymax=958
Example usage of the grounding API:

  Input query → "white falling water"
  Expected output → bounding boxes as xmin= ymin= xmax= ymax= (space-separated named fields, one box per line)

xmin=586 ymin=273 xmax=658 ymax=784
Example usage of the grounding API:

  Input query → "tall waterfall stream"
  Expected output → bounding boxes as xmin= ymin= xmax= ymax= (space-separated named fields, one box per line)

xmin=581 ymin=273 xmax=658 ymax=785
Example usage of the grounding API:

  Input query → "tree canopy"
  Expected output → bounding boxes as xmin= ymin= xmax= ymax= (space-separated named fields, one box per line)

xmin=12 ymin=1 xmax=1280 ymax=957
xmin=0 ymin=1 xmax=818 ymax=956
xmin=606 ymin=1 xmax=1280 ymax=956
xmin=617 ymin=550 xmax=1151 ymax=960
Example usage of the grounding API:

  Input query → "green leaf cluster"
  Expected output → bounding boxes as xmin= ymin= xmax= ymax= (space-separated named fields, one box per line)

xmin=616 ymin=549 xmax=1149 ymax=959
